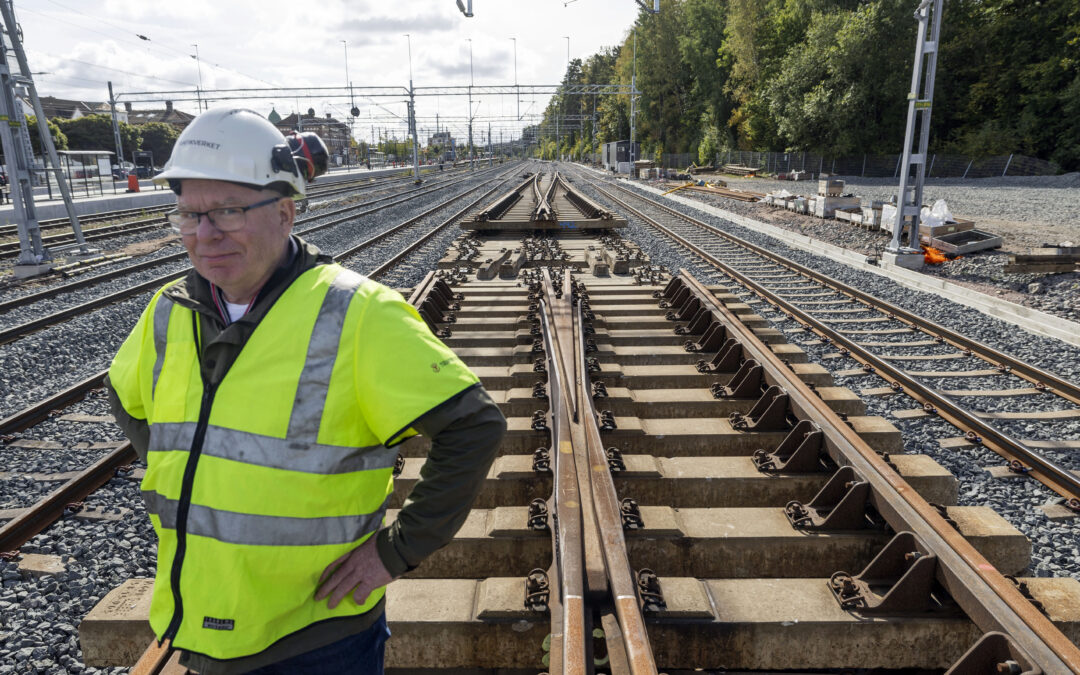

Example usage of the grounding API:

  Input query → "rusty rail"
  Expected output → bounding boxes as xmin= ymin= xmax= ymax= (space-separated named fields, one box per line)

xmin=594 ymin=180 xmax=1080 ymax=503
xmin=0 ymin=441 xmax=137 ymax=552
xmin=571 ymin=290 xmax=659 ymax=675
xmin=538 ymin=270 xmax=588 ymax=674
xmin=474 ymin=173 xmax=532 ymax=221
xmin=660 ymin=269 xmax=1080 ymax=673
xmin=535 ymin=172 xmax=557 ymax=221
xmin=557 ymin=173 xmax=612 ymax=220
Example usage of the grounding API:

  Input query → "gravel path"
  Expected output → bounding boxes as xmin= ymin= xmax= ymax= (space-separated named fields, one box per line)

xmin=651 ymin=174 xmax=1080 ymax=324
xmin=720 ymin=172 xmax=1080 ymax=250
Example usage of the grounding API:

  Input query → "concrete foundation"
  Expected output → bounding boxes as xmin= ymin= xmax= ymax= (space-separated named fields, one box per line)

xmin=882 ymin=249 xmax=926 ymax=270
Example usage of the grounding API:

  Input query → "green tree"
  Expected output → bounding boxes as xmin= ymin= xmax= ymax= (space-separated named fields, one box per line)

xmin=764 ymin=2 xmax=913 ymax=154
xmin=138 ymin=122 xmax=180 ymax=166
xmin=55 ymin=114 xmax=141 ymax=162
xmin=25 ymin=114 xmax=68 ymax=154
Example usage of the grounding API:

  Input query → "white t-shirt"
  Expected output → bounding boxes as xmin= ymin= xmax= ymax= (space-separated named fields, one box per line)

xmin=224 ymin=301 xmax=249 ymax=323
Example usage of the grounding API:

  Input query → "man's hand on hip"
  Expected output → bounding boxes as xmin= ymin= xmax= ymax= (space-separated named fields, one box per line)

xmin=315 ymin=535 xmax=394 ymax=609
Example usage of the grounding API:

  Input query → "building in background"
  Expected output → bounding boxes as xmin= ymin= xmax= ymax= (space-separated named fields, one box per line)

xmin=123 ymin=101 xmax=195 ymax=131
xmin=601 ymin=140 xmax=640 ymax=174
xmin=17 ymin=96 xmax=124 ymax=122
xmin=428 ymin=130 xmax=454 ymax=161
xmin=272 ymin=108 xmax=351 ymax=165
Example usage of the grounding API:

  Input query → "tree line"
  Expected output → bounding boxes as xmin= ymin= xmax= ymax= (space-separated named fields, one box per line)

xmin=528 ymin=0 xmax=1080 ymax=171
xmin=25 ymin=114 xmax=179 ymax=167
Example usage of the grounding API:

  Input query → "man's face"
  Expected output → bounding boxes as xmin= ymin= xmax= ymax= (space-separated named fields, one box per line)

xmin=178 ymin=179 xmax=295 ymax=301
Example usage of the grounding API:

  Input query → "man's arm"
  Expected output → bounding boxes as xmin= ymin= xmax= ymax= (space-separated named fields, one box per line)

xmin=105 ymin=375 xmax=151 ymax=462
xmin=315 ymin=386 xmax=505 ymax=608
xmin=375 ymin=385 xmax=506 ymax=576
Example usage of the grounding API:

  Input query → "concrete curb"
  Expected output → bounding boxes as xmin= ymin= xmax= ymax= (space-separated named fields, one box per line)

xmin=572 ymin=164 xmax=1080 ymax=349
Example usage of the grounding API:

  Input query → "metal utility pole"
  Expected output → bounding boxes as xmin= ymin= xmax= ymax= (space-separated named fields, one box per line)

xmin=0 ymin=0 xmax=87 ymax=272
xmin=191 ymin=44 xmax=204 ymax=111
xmin=466 ymin=38 xmax=474 ymax=169
xmin=630 ymin=28 xmax=637 ymax=169
xmin=886 ymin=0 xmax=944 ymax=266
xmin=488 ymin=122 xmax=492 ymax=166
xmin=406 ymin=33 xmax=419 ymax=181
xmin=108 ymin=81 xmax=124 ymax=172
xmin=560 ymin=35 xmax=569 ymax=162
xmin=341 ymin=40 xmax=353 ymax=167
xmin=509 ymin=37 xmax=519 ymax=122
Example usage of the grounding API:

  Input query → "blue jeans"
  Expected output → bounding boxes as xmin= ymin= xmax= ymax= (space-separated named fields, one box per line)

xmin=244 ymin=614 xmax=390 ymax=674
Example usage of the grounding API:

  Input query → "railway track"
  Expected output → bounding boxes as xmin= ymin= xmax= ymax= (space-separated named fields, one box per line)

xmin=0 ymin=164 xmax=515 ymax=343
xmin=0 ymin=166 xmax=469 ymax=258
xmin=5 ymin=164 xmax=1080 ymax=673
xmin=124 ymin=172 xmax=1079 ymax=673
xmin=583 ymin=176 xmax=1080 ymax=506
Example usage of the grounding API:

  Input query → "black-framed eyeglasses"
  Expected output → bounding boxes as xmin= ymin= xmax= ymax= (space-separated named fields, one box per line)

xmin=166 ymin=196 xmax=284 ymax=234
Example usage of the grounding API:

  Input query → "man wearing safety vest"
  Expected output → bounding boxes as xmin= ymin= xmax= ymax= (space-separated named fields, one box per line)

xmin=106 ymin=107 xmax=506 ymax=674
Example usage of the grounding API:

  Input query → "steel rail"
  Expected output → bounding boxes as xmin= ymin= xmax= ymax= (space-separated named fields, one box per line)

xmin=0 ymin=219 xmax=170 ymax=257
xmin=571 ymin=295 xmax=658 ymax=675
xmin=581 ymin=172 xmax=1079 ymax=670
xmin=130 ymin=639 xmax=175 ymax=675
xmin=608 ymin=182 xmax=1080 ymax=407
xmin=0 ymin=371 xmax=106 ymax=437
xmin=674 ymin=270 xmax=1080 ymax=673
xmin=0 ymin=206 xmax=173 ymax=238
xmin=0 ymin=168 xmax=507 ymax=316
xmin=474 ymin=174 xmax=533 ymax=221
xmin=593 ymin=181 xmax=1080 ymax=502
xmin=0 ymin=441 xmax=137 ymax=553
xmin=0 ymin=166 xmax=512 ymax=343
xmin=339 ymin=167 xmax=519 ymax=276
xmin=539 ymin=269 xmax=588 ymax=675
xmin=557 ymin=174 xmax=609 ymax=220
xmin=534 ymin=172 xmax=555 ymax=221
xmin=0 ymin=165 xmax=478 ymax=258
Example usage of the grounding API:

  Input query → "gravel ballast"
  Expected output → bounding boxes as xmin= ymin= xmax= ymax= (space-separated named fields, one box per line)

xmin=651 ymin=173 xmax=1080 ymax=324
xmin=564 ymin=162 xmax=1080 ymax=583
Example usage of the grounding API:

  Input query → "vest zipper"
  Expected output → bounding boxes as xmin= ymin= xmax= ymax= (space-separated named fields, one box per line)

xmin=162 ymin=379 xmax=218 ymax=643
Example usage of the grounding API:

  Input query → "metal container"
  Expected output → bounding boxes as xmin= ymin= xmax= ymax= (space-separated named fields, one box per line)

xmin=818 ymin=178 xmax=845 ymax=197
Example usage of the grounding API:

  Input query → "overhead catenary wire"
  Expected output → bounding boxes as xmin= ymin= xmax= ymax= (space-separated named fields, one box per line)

xmin=27 ymin=1 xmax=278 ymax=90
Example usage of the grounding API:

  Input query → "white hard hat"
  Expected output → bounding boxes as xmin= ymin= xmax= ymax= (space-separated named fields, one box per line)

xmin=154 ymin=106 xmax=327 ymax=198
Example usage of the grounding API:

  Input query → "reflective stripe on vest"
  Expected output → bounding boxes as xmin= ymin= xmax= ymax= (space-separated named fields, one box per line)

xmin=146 ymin=422 xmax=399 ymax=474
xmin=151 ymin=294 xmax=174 ymax=397
xmin=287 ymin=269 xmax=359 ymax=441
xmin=141 ymin=490 xmax=391 ymax=546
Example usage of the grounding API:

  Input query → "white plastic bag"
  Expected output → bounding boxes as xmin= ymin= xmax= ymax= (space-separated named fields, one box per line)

xmin=933 ymin=199 xmax=953 ymax=223
xmin=920 ymin=199 xmax=954 ymax=228
xmin=880 ymin=203 xmax=898 ymax=231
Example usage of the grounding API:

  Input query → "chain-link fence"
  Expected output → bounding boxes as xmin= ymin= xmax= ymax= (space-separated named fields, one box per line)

xmin=713 ymin=150 xmax=1059 ymax=178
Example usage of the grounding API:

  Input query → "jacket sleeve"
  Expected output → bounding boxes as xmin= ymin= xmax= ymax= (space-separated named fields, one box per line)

xmin=375 ymin=386 xmax=506 ymax=577
xmin=105 ymin=375 xmax=151 ymax=462
xmin=106 ymin=295 xmax=159 ymax=463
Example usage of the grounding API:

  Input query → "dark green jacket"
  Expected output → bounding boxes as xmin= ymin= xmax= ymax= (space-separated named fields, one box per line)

xmin=106 ymin=235 xmax=505 ymax=674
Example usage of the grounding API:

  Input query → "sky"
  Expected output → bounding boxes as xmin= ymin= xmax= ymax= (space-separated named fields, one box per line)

xmin=17 ymin=0 xmax=642 ymax=145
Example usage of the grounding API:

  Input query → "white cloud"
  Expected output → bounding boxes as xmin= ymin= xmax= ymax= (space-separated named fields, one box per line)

xmin=19 ymin=0 xmax=640 ymax=137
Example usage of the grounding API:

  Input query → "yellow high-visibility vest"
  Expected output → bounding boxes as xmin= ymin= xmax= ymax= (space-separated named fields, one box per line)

xmin=108 ymin=264 xmax=478 ymax=659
